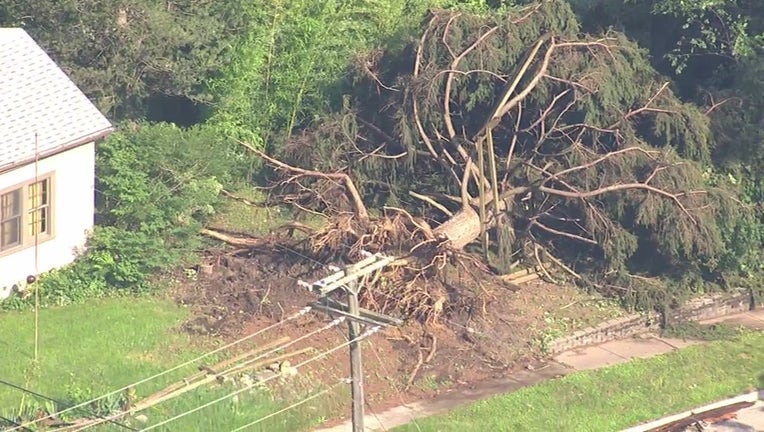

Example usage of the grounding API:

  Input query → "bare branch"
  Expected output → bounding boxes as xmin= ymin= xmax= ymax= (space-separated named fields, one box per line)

xmin=610 ymin=82 xmax=672 ymax=128
xmin=461 ymin=158 xmax=475 ymax=208
xmin=201 ymin=228 xmax=268 ymax=247
xmin=477 ymin=35 xmax=549 ymax=139
xmin=409 ymin=191 xmax=455 ymax=217
xmin=541 ymin=246 xmax=581 ymax=280
xmin=239 ymin=140 xmax=370 ymax=221
xmin=702 ymin=90 xmax=740 ymax=115
xmin=534 ymin=244 xmax=558 ymax=284
xmin=444 ymin=25 xmax=499 ymax=138
xmin=538 ymin=146 xmax=659 ymax=186
xmin=522 ymin=89 xmax=571 ymax=134
xmin=538 ymin=183 xmax=697 ymax=224
xmin=434 ymin=68 xmax=508 ymax=82
xmin=220 ymin=189 xmax=262 ymax=207
xmin=530 ymin=220 xmax=598 ymax=245
xmin=511 ymin=2 xmax=543 ymax=24
xmin=414 ymin=15 xmax=441 ymax=160
xmin=441 ymin=13 xmax=462 ymax=60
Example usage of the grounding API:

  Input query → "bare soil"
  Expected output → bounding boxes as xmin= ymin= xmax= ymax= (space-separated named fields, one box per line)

xmin=171 ymin=244 xmax=621 ymax=424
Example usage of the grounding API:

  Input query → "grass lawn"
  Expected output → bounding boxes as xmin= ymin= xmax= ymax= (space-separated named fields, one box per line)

xmin=393 ymin=331 xmax=764 ymax=432
xmin=0 ymin=297 xmax=335 ymax=431
xmin=209 ymin=188 xmax=325 ymax=237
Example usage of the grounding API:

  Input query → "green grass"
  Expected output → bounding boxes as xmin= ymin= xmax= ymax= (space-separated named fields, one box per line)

xmin=393 ymin=331 xmax=764 ymax=432
xmin=0 ymin=297 xmax=335 ymax=431
xmin=210 ymin=187 xmax=325 ymax=237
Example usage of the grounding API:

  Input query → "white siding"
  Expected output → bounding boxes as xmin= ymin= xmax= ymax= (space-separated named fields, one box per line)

xmin=0 ymin=142 xmax=95 ymax=297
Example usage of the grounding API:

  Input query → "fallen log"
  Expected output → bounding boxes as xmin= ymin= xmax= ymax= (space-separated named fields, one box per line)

xmin=62 ymin=341 xmax=310 ymax=430
xmin=131 ymin=348 xmax=312 ymax=412
xmin=150 ymin=336 xmax=289 ymax=400
xmin=201 ymin=228 xmax=268 ymax=247
xmin=649 ymin=400 xmax=755 ymax=432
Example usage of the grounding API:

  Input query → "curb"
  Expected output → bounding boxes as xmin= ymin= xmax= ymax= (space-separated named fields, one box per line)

xmin=621 ymin=390 xmax=763 ymax=432
xmin=548 ymin=291 xmax=753 ymax=354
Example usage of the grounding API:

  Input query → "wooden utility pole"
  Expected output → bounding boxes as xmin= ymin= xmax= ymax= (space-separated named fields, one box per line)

xmin=346 ymin=280 xmax=365 ymax=431
xmin=300 ymin=252 xmax=401 ymax=432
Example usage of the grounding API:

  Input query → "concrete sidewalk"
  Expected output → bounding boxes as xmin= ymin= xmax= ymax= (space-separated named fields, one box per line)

xmin=555 ymin=309 xmax=764 ymax=371
xmin=314 ymin=309 xmax=764 ymax=432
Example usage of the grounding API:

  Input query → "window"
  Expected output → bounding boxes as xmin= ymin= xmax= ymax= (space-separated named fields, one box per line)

xmin=0 ymin=177 xmax=53 ymax=252
xmin=28 ymin=179 xmax=50 ymax=237
xmin=1 ymin=189 xmax=21 ymax=249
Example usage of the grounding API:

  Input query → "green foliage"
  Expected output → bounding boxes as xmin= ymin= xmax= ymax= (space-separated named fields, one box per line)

xmin=64 ymin=384 xmax=127 ymax=418
xmin=0 ymin=0 xmax=245 ymax=119
xmin=572 ymin=0 xmax=764 ymax=289
xmin=647 ymin=0 xmax=764 ymax=73
xmin=92 ymin=122 xmax=241 ymax=284
xmin=2 ymin=123 xmax=244 ymax=310
xmin=707 ymin=57 xmax=764 ymax=280
xmin=1 ymin=261 xmax=110 ymax=311
xmin=573 ymin=0 xmax=764 ymax=95
xmin=209 ymin=0 xmax=462 ymax=149
xmin=661 ymin=321 xmax=743 ymax=341
xmin=392 ymin=331 xmax=764 ymax=431
xmin=276 ymin=1 xmax=752 ymax=312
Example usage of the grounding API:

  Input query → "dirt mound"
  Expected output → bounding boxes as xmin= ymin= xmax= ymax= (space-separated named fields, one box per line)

xmin=177 ymin=247 xmax=322 ymax=337
xmin=170 ymin=241 xmax=619 ymax=422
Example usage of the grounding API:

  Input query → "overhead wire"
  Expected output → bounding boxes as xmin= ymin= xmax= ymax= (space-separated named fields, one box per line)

xmin=137 ymin=326 xmax=382 ymax=432
xmin=69 ymin=316 xmax=348 ymax=432
xmin=0 ymin=379 xmax=137 ymax=431
xmin=325 ymin=322 xmax=389 ymax=431
xmin=228 ymin=377 xmax=350 ymax=432
xmin=367 ymin=342 xmax=422 ymax=432
xmin=274 ymin=242 xmax=423 ymax=431
xmin=26 ymin=243 xmax=369 ymax=432
xmin=9 ymin=306 xmax=314 ymax=432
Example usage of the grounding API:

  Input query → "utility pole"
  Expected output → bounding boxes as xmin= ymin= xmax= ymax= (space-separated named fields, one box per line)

xmin=346 ymin=280 xmax=364 ymax=432
xmin=300 ymin=252 xmax=401 ymax=432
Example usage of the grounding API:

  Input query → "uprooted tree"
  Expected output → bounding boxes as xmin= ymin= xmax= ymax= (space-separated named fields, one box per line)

xmin=244 ymin=1 xmax=744 ymax=321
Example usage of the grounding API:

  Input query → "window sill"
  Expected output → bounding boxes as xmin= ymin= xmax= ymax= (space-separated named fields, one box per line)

xmin=0 ymin=234 xmax=55 ymax=259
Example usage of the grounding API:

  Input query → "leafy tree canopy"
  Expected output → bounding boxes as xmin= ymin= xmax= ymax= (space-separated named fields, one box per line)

xmin=0 ymin=0 xmax=247 ymax=119
xmin=573 ymin=0 xmax=764 ymax=96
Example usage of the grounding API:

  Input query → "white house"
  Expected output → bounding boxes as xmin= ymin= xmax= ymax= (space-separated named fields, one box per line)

xmin=0 ymin=28 xmax=114 ymax=299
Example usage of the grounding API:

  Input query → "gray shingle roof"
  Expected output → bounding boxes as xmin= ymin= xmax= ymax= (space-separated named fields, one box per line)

xmin=0 ymin=28 xmax=113 ymax=171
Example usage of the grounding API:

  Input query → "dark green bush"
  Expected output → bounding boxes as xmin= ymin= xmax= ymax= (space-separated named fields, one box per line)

xmin=2 ymin=122 xmax=245 ymax=310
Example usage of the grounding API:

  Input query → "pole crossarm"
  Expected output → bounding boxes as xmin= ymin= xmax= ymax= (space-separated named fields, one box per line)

xmin=312 ymin=297 xmax=403 ymax=327
xmin=296 ymin=250 xmax=402 ymax=432
xmin=298 ymin=253 xmax=396 ymax=296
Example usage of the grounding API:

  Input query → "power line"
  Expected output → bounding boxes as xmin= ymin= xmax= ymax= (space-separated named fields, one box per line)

xmin=229 ymin=377 xmax=350 ymax=432
xmin=69 ymin=316 xmax=348 ymax=432
xmin=275 ymin=243 xmax=424 ymax=431
xmin=0 ymin=378 xmax=137 ymax=431
xmin=0 ymin=414 xmax=30 ymax=432
xmin=9 ymin=306 xmax=313 ymax=432
xmin=325 ymin=324 xmax=389 ymax=431
xmin=138 ymin=326 xmax=382 ymax=432
xmin=367 ymin=342 xmax=422 ymax=432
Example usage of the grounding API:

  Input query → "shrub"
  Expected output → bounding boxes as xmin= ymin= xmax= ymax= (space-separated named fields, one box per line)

xmin=2 ymin=122 xmax=245 ymax=310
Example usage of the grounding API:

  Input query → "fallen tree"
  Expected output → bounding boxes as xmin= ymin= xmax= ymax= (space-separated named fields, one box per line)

xmin=243 ymin=1 xmax=743 ymax=320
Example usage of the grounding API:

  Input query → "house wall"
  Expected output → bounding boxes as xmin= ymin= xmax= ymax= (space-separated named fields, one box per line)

xmin=0 ymin=142 xmax=95 ymax=298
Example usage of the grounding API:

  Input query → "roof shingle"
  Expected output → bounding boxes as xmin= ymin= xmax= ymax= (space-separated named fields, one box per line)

xmin=0 ymin=28 xmax=113 ymax=171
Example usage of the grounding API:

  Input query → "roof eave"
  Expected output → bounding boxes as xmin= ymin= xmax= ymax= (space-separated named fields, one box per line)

xmin=0 ymin=126 xmax=115 ymax=176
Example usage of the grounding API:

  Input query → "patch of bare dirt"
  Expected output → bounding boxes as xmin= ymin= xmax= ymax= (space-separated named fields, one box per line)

xmin=171 ymin=245 xmax=617 ymax=423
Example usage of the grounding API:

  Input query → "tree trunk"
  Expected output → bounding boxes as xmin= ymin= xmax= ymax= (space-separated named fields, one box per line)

xmin=433 ymin=205 xmax=482 ymax=249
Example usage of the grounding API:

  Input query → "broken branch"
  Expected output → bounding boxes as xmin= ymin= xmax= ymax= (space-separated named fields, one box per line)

xmin=239 ymin=140 xmax=370 ymax=221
